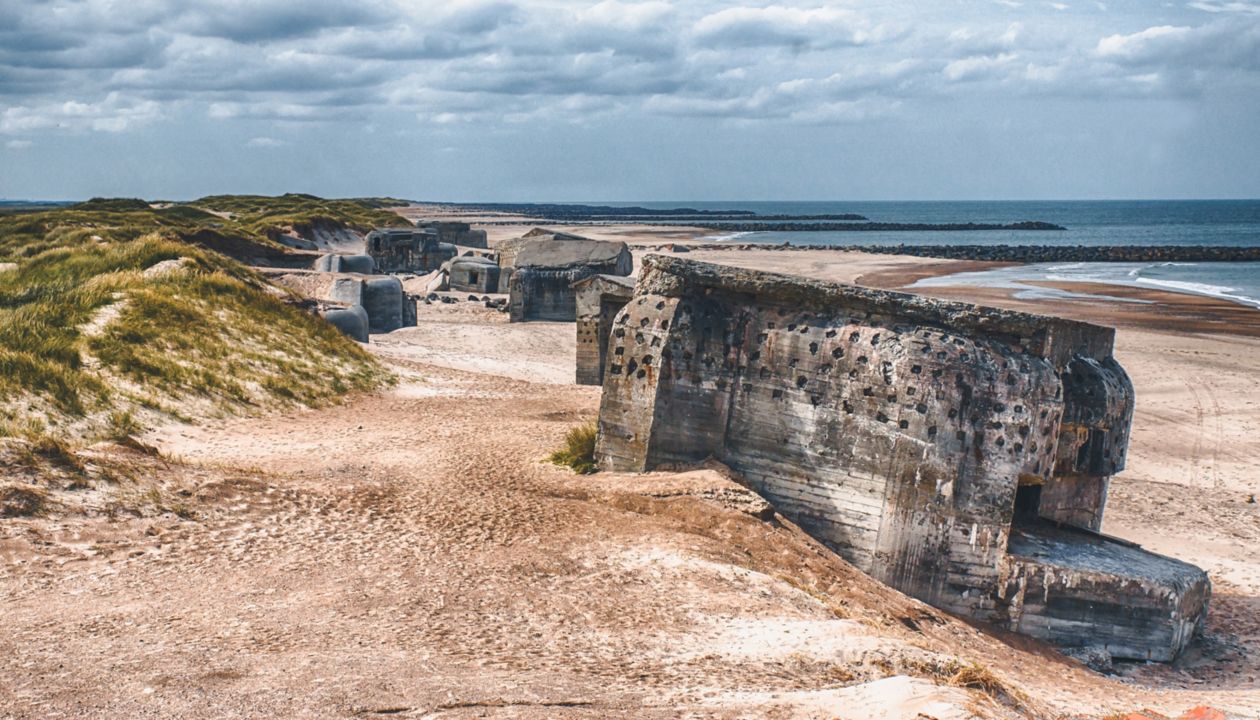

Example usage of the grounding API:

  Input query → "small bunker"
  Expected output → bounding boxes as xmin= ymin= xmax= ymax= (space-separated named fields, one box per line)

xmin=366 ymin=228 xmax=456 ymax=273
xmin=495 ymin=229 xmax=590 ymax=293
xmin=313 ymin=253 xmax=374 ymax=274
xmin=507 ymin=235 xmax=633 ymax=323
xmin=573 ymin=274 xmax=636 ymax=385
xmin=596 ymin=256 xmax=1209 ymax=662
xmin=322 ymin=304 xmax=369 ymax=343
xmin=449 ymin=255 xmax=501 ymax=294
xmin=417 ymin=220 xmax=489 ymax=249
xmin=328 ymin=275 xmax=412 ymax=333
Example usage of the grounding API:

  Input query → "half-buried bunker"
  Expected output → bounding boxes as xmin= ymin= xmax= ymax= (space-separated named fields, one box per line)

xmin=595 ymin=255 xmax=1209 ymax=663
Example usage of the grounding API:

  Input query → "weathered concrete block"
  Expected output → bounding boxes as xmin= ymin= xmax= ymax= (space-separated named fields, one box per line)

xmin=460 ymin=229 xmax=488 ymax=248
xmin=366 ymin=228 xmax=456 ymax=273
xmin=416 ymin=221 xmax=489 ymax=249
xmin=594 ymin=255 xmax=1208 ymax=662
xmin=505 ymin=236 xmax=633 ymax=323
xmin=362 ymin=276 xmax=404 ymax=333
xmin=1002 ymin=525 xmax=1209 ymax=663
xmin=314 ymin=254 xmax=375 ymax=274
xmin=322 ymin=304 xmax=369 ymax=343
xmin=328 ymin=276 xmax=364 ymax=306
xmin=495 ymin=229 xmax=597 ymax=294
xmin=573 ymin=274 xmax=636 ymax=385
xmin=327 ymin=275 xmax=408 ymax=333
xmin=337 ymin=254 xmax=375 ymax=274
xmin=449 ymin=256 xmax=501 ymax=294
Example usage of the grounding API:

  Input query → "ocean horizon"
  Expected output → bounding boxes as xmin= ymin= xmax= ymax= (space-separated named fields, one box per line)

xmin=597 ymin=199 xmax=1260 ymax=310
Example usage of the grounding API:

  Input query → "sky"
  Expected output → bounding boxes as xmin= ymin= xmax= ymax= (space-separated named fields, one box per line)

xmin=1 ymin=0 xmax=1259 ymax=201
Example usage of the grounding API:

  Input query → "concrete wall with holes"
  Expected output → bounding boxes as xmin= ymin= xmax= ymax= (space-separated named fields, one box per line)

xmin=597 ymin=255 xmax=1209 ymax=661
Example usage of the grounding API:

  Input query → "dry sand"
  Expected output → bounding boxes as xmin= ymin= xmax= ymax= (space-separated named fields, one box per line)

xmin=2 ymin=225 xmax=1258 ymax=718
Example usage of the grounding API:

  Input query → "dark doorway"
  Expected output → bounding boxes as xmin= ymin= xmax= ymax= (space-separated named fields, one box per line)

xmin=1014 ymin=484 xmax=1042 ymax=523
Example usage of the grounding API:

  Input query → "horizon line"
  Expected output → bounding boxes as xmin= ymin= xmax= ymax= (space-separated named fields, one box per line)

xmin=6 ymin=196 xmax=1260 ymax=205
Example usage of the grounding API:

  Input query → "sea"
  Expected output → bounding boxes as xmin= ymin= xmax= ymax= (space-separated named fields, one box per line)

xmin=605 ymin=200 xmax=1260 ymax=310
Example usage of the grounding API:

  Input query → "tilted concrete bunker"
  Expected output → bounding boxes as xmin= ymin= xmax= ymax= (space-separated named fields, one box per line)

xmin=596 ymin=256 xmax=1209 ymax=662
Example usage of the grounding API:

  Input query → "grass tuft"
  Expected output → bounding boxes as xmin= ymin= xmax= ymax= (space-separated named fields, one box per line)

xmin=105 ymin=410 xmax=143 ymax=441
xmin=909 ymin=658 xmax=1029 ymax=711
xmin=15 ymin=433 xmax=86 ymax=475
xmin=0 ymin=484 xmax=52 ymax=517
xmin=943 ymin=660 xmax=1009 ymax=695
xmin=547 ymin=423 xmax=599 ymax=475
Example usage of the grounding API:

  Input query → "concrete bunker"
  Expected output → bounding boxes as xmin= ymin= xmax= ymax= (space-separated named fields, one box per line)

xmin=417 ymin=220 xmax=489 ymax=249
xmin=321 ymin=304 xmax=369 ymax=343
xmin=507 ymin=234 xmax=632 ymax=323
xmin=495 ymin=229 xmax=591 ymax=294
xmin=365 ymin=228 xmax=456 ymax=274
xmin=449 ymin=255 xmax=501 ymax=294
xmin=327 ymin=274 xmax=411 ymax=333
xmin=595 ymin=255 xmax=1209 ymax=662
xmin=573 ymin=274 xmax=636 ymax=385
xmin=313 ymin=253 xmax=374 ymax=274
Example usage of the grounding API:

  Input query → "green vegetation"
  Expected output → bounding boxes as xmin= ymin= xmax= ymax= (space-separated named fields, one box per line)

xmin=104 ymin=410 xmax=143 ymax=441
xmin=0 ymin=194 xmax=396 ymax=446
xmin=0 ymin=203 xmax=271 ymax=261
xmin=0 ymin=193 xmax=410 ymax=262
xmin=191 ymin=193 xmax=411 ymax=241
xmin=548 ymin=423 xmax=599 ymax=474
xmin=73 ymin=198 xmax=154 ymax=212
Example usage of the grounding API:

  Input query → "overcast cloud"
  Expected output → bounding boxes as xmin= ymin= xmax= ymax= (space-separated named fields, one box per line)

xmin=1 ymin=0 xmax=1258 ymax=200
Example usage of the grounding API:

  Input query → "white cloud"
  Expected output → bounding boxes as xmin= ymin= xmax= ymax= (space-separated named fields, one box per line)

xmin=1096 ymin=25 xmax=1189 ymax=59
xmin=246 ymin=136 xmax=285 ymax=147
xmin=692 ymin=6 xmax=882 ymax=49
xmin=1188 ymin=1 xmax=1260 ymax=13
xmin=0 ymin=92 xmax=161 ymax=133
xmin=0 ymin=0 xmax=1257 ymax=136
xmin=943 ymin=52 xmax=1018 ymax=81
xmin=5 ymin=139 xmax=32 ymax=150
xmin=1095 ymin=20 xmax=1260 ymax=72
xmin=578 ymin=1 xmax=674 ymax=31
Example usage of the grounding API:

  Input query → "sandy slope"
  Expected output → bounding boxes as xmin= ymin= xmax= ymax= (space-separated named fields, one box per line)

xmin=1 ymin=355 xmax=1044 ymax=719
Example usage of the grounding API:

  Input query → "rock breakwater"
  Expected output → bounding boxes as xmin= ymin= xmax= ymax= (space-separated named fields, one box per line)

xmin=680 ymin=243 xmax=1260 ymax=263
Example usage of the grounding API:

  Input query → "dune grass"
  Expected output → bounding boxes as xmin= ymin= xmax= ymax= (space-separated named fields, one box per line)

xmin=0 ymin=197 xmax=395 ymax=444
xmin=191 ymin=193 xmax=411 ymax=238
xmin=548 ymin=423 xmax=599 ymax=474
xmin=0 ymin=194 xmax=410 ymax=263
